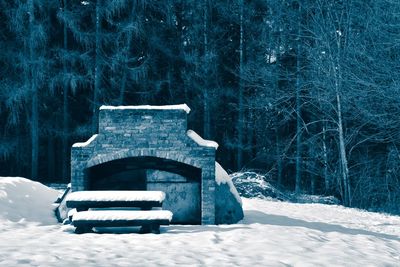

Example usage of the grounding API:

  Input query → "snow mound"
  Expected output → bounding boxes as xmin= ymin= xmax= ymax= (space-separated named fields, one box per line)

xmin=215 ymin=162 xmax=241 ymax=204
xmin=231 ymin=172 xmax=289 ymax=201
xmin=215 ymin=162 xmax=244 ymax=224
xmin=0 ymin=177 xmax=59 ymax=224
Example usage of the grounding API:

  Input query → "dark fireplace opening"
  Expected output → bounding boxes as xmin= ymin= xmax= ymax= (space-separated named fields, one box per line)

xmin=86 ymin=156 xmax=201 ymax=190
xmin=85 ymin=156 xmax=202 ymax=224
xmin=87 ymin=168 xmax=147 ymax=191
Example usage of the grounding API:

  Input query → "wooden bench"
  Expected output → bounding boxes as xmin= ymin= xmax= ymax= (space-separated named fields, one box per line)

xmin=72 ymin=210 xmax=173 ymax=234
xmin=65 ymin=191 xmax=172 ymax=234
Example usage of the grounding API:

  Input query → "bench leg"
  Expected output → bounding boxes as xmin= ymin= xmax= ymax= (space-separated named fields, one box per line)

xmin=75 ymin=226 xmax=93 ymax=234
xmin=151 ymin=224 xmax=160 ymax=234
xmin=139 ymin=224 xmax=160 ymax=234
xmin=76 ymin=207 xmax=89 ymax=212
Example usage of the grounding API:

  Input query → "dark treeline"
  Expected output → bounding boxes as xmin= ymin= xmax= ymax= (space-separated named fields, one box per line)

xmin=1 ymin=0 xmax=400 ymax=213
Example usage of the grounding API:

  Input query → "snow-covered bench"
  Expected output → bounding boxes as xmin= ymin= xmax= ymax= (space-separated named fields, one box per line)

xmin=66 ymin=191 xmax=165 ymax=211
xmin=72 ymin=210 xmax=173 ymax=234
xmin=65 ymin=191 xmax=172 ymax=234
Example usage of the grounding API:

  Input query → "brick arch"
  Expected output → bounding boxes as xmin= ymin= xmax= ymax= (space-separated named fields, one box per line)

xmin=86 ymin=149 xmax=203 ymax=169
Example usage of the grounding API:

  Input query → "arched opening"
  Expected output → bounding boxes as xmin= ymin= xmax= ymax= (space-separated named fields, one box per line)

xmin=85 ymin=156 xmax=202 ymax=224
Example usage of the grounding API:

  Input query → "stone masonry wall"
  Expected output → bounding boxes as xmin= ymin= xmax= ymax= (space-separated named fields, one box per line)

xmin=71 ymin=106 xmax=217 ymax=224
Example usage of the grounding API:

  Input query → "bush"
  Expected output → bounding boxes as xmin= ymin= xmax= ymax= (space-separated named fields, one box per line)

xmin=231 ymin=171 xmax=340 ymax=205
xmin=231 ymin=172 xmax=289 ymax=201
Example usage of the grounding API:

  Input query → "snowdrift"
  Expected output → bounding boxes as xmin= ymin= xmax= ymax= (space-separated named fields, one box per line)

xmin=0 ymin=177 xmax=59 ymax=224
xmin=215 ymin=162 xmax=244 ymax=224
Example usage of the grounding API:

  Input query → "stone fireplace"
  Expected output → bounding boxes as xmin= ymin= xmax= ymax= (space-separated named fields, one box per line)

xmin=70 ymin=104 xmax=218 ymax=224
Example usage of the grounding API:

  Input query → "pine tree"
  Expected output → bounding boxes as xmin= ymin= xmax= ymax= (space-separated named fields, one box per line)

xmin=6 ymin=0 xmax=53 ymax=179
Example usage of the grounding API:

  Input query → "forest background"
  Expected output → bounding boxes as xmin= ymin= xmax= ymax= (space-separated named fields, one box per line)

xmin=1 ymin=0 xmax=400 ymax=213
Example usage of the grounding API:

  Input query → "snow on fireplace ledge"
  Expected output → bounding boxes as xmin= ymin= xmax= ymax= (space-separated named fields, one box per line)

xmin=187 ymin=130 xmax=219 ymax=149
xmin=99 ymin=104 xmax=191 ymax=114
xmin=72 ymin=134 xmax=98 ymax=148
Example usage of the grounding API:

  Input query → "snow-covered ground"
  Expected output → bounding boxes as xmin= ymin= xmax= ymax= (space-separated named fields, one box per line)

xmin=1 ymin=177 xmax=400 ymax=266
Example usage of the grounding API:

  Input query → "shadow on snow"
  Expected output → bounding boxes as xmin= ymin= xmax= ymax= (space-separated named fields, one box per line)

xmin=243 ymin=210 xmax=400 ymax=242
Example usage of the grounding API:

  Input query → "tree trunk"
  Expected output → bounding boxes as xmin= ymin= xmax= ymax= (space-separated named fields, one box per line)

xmin=333 ymin=22 xmax=351 ymax=206
xmin=203 ymin=89 xmax=210 ymax=138
xmin=336 ymin=84 xmax=351 ymax=206
xmin=28 ymin=0 xmax=39 ymax=180
xmin=309 ymin=143 xmax=316 ymax=195
xmin=322 ymin=122 xmax=329 ymax=192
xmin=295 ymin=4 xmax=302 ymax=193
xmin=276 ymin=131 xmax=282 ymax=185
xmin=62 ymin=77 xmax=69 ymax=181
xmin=61 ymin=0 xmax=69 ymax=181
xmin=119 ymin=68 xmax=128 ymax=105
xmin=237 ymin=0 xmax=244 ymax=170
xmin=167 ymin=62 xmax=174 ymax=101
xmin=202 ymin=0 xmax=211 ymax=139
xmin=178 ymin=1 xmax=189 ymax=103
xmin=118 ymin=2 xmax=138 ymax=105
xmin=31 ymin=83 xmax=39 ymax=180
xmin=274 ymin=28 xmax=282 ymax=185
xmin=47 ymin=136 xmax=55 ymax=179
xmin=247 ymin=107 xmax=255 ymax=159
xmin=93 ymin=0 xmax=101 ymax=133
